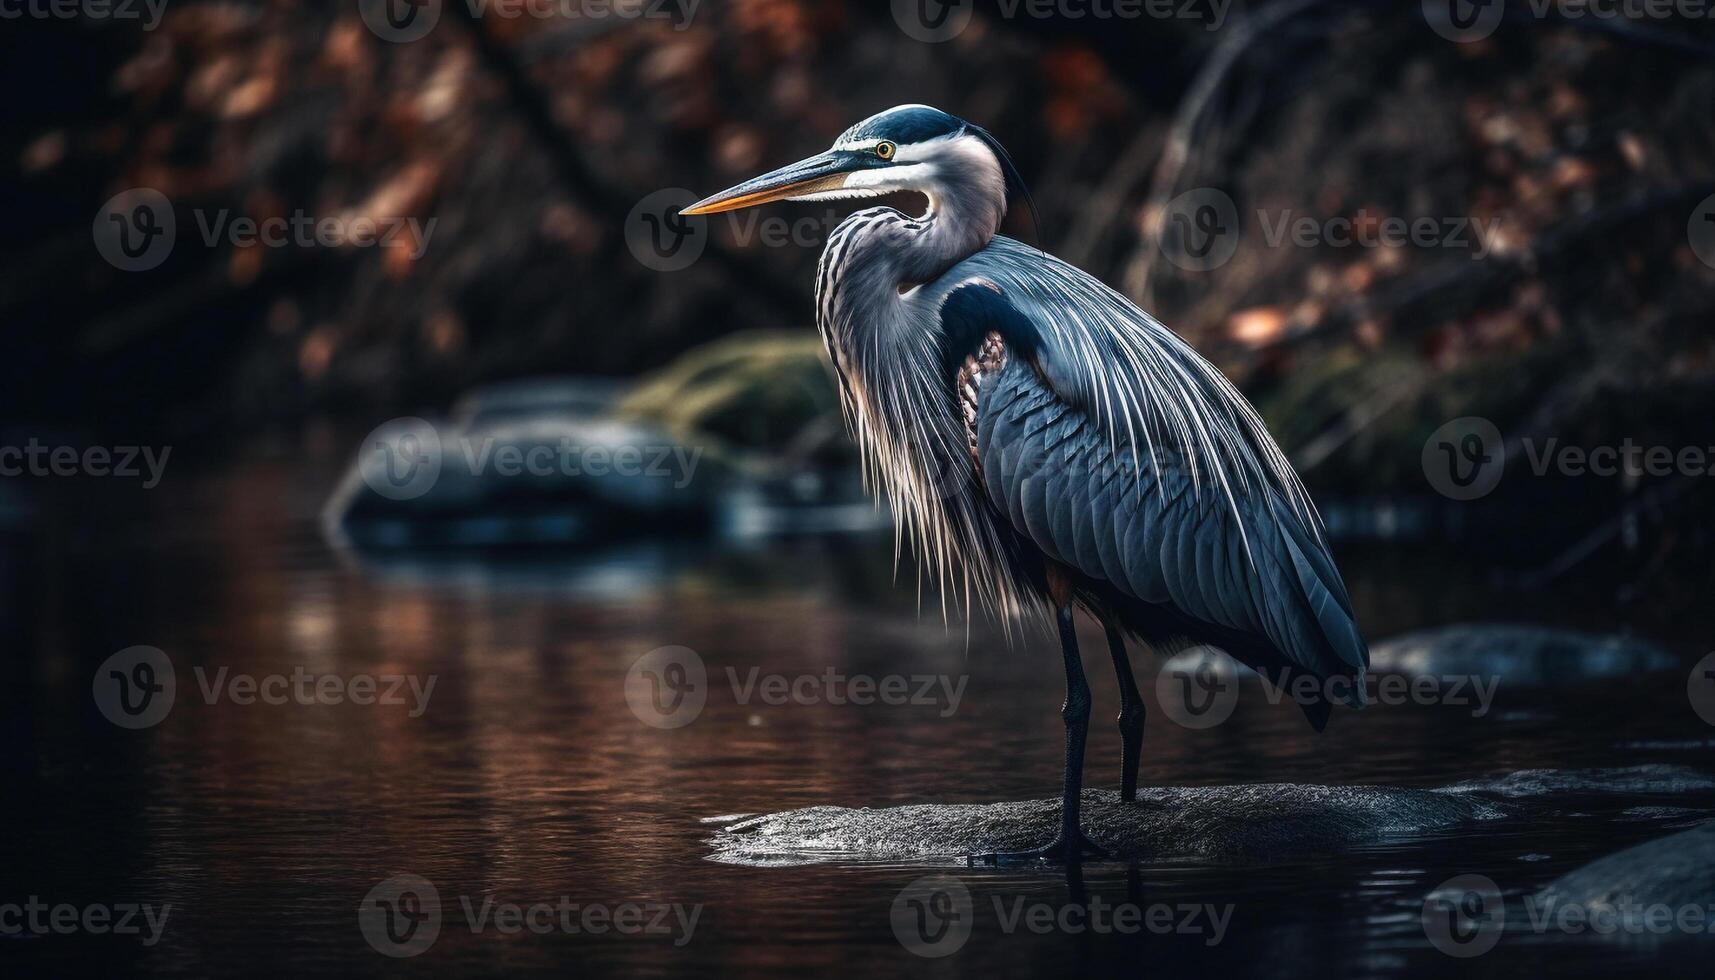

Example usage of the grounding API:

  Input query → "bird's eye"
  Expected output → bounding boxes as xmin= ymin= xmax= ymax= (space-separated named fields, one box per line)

xmin=875 ymin=141 xmax=897 ymax=160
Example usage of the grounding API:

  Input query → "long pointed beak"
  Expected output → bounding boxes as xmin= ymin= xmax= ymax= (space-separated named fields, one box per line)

xmin=681 ymin=151 xmax=855 ymax=215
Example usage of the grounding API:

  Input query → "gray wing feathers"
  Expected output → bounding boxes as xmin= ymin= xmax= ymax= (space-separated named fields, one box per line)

xmin=976 ymin=361 xmax=1368 ymax=684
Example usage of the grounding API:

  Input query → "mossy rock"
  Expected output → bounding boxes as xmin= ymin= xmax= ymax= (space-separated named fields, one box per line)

xmin=616 ymin=330 xmax=847 ymax=468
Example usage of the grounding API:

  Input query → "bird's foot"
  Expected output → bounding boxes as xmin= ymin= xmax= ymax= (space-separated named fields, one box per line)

xmin=970 ymin=829 xmax=1109 ymax=865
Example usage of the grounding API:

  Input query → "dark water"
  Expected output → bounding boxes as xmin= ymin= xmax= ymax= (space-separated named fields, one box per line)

xmin=5 ymin=441 xmax=1714 ymax=978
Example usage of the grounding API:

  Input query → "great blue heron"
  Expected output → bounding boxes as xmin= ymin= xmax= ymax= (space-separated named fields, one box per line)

xmin=684 ymin=105 xmax=1369 ymax=861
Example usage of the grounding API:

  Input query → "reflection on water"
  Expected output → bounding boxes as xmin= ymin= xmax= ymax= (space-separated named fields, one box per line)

xmin=4 ymin=448 xmax=1713 ymax=978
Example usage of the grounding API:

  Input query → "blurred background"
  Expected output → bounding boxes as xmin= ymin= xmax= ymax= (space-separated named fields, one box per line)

xmin=5 ymin=1 xmax=1715 ymax=977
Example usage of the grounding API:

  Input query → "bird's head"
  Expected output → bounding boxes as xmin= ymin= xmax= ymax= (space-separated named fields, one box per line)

xmin=681 ymin=104 xmax=1029 ymax=220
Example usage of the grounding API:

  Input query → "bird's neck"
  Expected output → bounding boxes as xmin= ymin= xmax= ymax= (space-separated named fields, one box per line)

xmin=816 ymin=195 xmax=1004 ymax=392
xmin=896 ymin=139 xmax=1009 ymax=287
xmin=811 ymin=142 xmax=1012 ymax=592
xmin=809 ymin=160 xmax=1025 ymax=629
xmin=888 ymin=208 xmax=991 ymax=293
xmin=815 ymin=135 xmax=1009 ymax=394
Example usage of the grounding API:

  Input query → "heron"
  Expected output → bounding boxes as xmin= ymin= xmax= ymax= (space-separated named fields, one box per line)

xmin=684 ymin=105 xmax=1369 ymax=862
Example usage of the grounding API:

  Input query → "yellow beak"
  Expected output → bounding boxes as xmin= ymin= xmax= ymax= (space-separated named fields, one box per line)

xmin=681 ymin=151 xmax=854 ymax=216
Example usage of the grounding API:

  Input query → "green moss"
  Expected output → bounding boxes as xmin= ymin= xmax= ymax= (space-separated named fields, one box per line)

xmin=615 ymin=330 xmax=847 ymax=468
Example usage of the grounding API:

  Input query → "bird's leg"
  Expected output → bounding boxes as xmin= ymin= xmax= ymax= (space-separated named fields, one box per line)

xmin=1046 ymin=601 xmax=1105 ymax=859
xmin=1104 ymin=621 xmax=1145 ymax=803
xmin=973 ymin=592 xmax=1108 ymax=864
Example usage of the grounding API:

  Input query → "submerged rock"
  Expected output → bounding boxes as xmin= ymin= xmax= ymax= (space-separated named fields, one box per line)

xmin=1369 ymin=624 xmax=1677 ymax=685
xmin=324 ymin=337 xmax=882 ymax=550
xmin=709 ymin=766 xmax=1715 ymax=866
xmin=323 ymin=376 xmax=719 ymax=550
xmin=1438 ymin=765 xmax=1715 ymax=799
xmin=1539 ymin=821 xmax=1715 ymax=912
xmin=707 ymin=785 xmax=1507 ymax=866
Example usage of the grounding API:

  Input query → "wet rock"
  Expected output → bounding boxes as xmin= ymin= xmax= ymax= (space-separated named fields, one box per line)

xmin=1439 ymin=765 xmax=1715 ymax=799
xmin=1369 ymin=624 xmax=1676 ymax=685
xmin=1620 ymin=738 xmax=1715 ymax=752
xmin=323 ymin=376 xmax=719 ymax=549
xmin=615 ymin=330 xmax=845 ymax=468
xmin=707 ymin=785 xmax=1507 ymax=866
xmin=1538 ymin=821 xmax=1715 ymax=911
xmin=323 ymin=335 xmax=884 ymax=549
